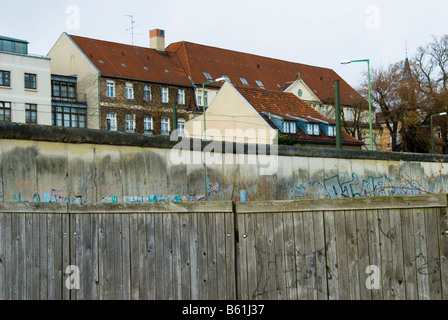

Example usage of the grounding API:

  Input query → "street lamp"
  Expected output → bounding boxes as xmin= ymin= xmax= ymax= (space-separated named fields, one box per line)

xmin=202 ymin=77 xmax=226 ymax=140
xmin=430 ymin=112 xmax=447 ymax=154
xmin=341 ymin=59 xmax=374 ymax=151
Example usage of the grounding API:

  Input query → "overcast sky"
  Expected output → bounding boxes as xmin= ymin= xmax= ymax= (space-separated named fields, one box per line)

xmin=2 ymin=0 xmax=447 ymax=88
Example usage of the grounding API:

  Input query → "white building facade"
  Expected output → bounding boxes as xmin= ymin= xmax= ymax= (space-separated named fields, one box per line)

xmin=0 ymin=36 xmax=52 ymax=126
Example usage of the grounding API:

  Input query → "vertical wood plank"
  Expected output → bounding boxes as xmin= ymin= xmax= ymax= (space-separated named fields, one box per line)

xmin=389 ymin=208 xmax=406 ymax=300
xmin=344 ymin=210 xmax=361 ymax=300
xmin=303 ymin=211 xmax=316 ymax=300
xmin=162 ymin=213 xmax=173 ymax=300
xmin=438 ymin=207 xmax=448 ymax=299
xmin=154 ymin=213 xmax=164 ymax=299
xmin=171 ymin=213 xmax=182 ymax=300
xmin=401 ymin=208 xmax=418 ymax=300
xmin=215 ymin=213 xmax=227 ymax=300
xmin=366 ymin=209 xmax=383 ymax=300
xmin=334 ymin=210 xmax=349 ymax=300
xmin=197 ymin=212 xmax=208 ymax=299
xmin=243 ymin=213 xmax=256 ymax=300
xmin=292 ymin=211 xmax=306 ymax=300
xmin=113 ymin=213 xmax=123 ymax=300
xmin=225 ymin=212 xmax=236 ymax=300
xmin=264 ymin=213 xmax=276 ymax=300
xmin=206 ymin=213 xmax=218 ymax=300
xmin=253 ymin=212 xmax=268 ymax=300
xmin=313 ymin=211 xmax=328 ymax=300
xmin=324 ymin=210 xmax=339 ymax=300
xmin=282 ymin=212 xmax=297 ymax=300
xmin=179 ymin=213 xmax=191 ymax=300
xmin=61 ymin=213 xmax=70 ymax=300
xmin=0 ymin=213 xmax=7 ymax=300
xmin=424 ymin=207 xmax=442 ymax=299
xmin=355 ymin=210 xmax=371 ymax=300
xmin=189 ymin=213 xmax=199 ymax=300
xmin=413 ymin=209 xmax=430 ymax=300
xmin=378 ymin=208 xmax=394 ymax=300
xmin=129 ymin=213 xmax=139 ymax=300
xmin=273 ymin=213 xmax=286 ymax=300
xmin=146 ymin=212 xmax=156 ymax=300
xmin=121 ymin=214 xmax=131 ymax=300
xmin=137 ymin=214 xmax=148 ymax=300
xmin=39 ymin=213 xmax=48 ymax=300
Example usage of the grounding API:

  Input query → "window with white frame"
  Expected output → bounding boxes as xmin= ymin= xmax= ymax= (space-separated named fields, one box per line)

xmin=125 ymin=114 xmax=135 ymax=133
xmin=144 ymin=116 xmax=153 ymax=134
xmin=144 ymin=85 xmax=151 ymax=101
xmin=106 ymin=81 xmax=115 ymax=98
xmin=178 ymin=89 xmax=185 ymax=105
xmin=177 ymin=119 xmax=185 ymax=137
xmin=328 ymin=125 xmax=336 ymax=137
xmin=282 ymin=121 xmax=289 ymax=133
xmin=306 ymin=124 xmax=320 ymax=136
xmin=161 ymin=87 xmax=169 ymax=103
xmin=126 ymin=83 xmax=134 ymax=100
xmin=106 ymin=113 xmax=117 ymax=131
xmin=289 ymin=122 xmax=297 ymax=134
xmin=161 ymin=117 xmax=170 ymax=135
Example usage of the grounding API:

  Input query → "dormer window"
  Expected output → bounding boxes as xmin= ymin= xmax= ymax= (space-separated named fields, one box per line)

xmin=282 ymin=121 xmax=297 ymax=134
xmin=306 ymin=124 xmax=320 ymax=136
xmin=327 ymin=125 xmax=336 ymax=137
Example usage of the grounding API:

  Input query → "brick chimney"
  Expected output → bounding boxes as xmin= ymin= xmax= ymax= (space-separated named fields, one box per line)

xmin=150 ymin=29 xmax=165 ymax=51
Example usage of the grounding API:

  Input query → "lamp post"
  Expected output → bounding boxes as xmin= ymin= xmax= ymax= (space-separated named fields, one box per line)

xmin=202 ymin=78 xmax=226 ymax=140
xmin=430 ymin=112 xmax=447 ymax=154
xmin=341 ymin=59 xmax=373 ymax=151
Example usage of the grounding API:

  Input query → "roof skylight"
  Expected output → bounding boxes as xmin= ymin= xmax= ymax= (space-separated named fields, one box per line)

xmin=255 ymin=80 xmax=265 ymax=89
xmin=203 ymin=72 xmax=213 ymax=81
xmin=240 ymin=78 xmax=249 ymax=86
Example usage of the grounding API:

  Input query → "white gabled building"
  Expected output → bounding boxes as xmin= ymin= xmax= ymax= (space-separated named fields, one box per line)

xmin=0 ymin=35 xmax=52 ymax=126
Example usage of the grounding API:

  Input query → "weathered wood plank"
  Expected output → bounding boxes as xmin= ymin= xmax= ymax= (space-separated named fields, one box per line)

xmin=129 ymin=214 xmax=139 ymax=300
xmin=313 ymin=211 xmax=327 ymax=300
xmin=121 ymin=214 xmax=131 ymax=300
xmin=39 ymin=214 xmax=48 ymax=300
xmin=179 ymin=213 xmax=191 ymax=300
xmin=303 ymin=211 xmax=316 ymax=300
xmin=145 ymin=212 xmax=156 ymax=299
xmin=344 ymin=210 xmax=361 ymax=300
xmin=292 ymin=211 xmax=306 ymax=300
xmin=424 ymin=207 xmax=442 ymax=299
xmin=438 ymin=207 xmax=448 ymax=299
xmin=355 ymin=209 xmax=371 ymax=300
xmin=197 ymin=211 xmax=208 ymax=299
xmin=253 ymin=212 xmax=268 ymax=300
xmin=0 ymin=213 xmax=8 ymax=300
xmin=389 ymin=208 xmax=406 ymax=300
xmin=235 ymin=194 xmax=448 ymax=214
xmin=401 ymin=208 xmax=418 ymax=300
xmin=324 ymin=210 xmax=339 ymax=300
xmin=224 ymin=212 xmax=236 ymax=299
xmin=334 ymin=210 xmax=350 ymax=300
xmin=366 ymin=209 xmax=383 ymax=300
xmin=137 ymin=214 xmax=148 ymax=300
xmin=412 ymin=209 xmax=430 ymax=300
xmin=378 ymin=208 xmax=394 ymax=300
xmin=189 ymin=213 xmax=199 ymax=300
xmin=206 ymin=213 xmax=218 ymax=300
xmin=113 ymin=213 xmax=123 ymax=300
xmin=282 ymin=212 xmax=297 ymax=300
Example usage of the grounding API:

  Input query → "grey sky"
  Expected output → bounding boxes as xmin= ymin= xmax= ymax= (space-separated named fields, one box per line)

xmin=1 ymin=0 xmax=447 ymax=88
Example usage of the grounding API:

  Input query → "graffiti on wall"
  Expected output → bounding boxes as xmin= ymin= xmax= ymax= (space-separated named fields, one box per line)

xmin=291 ymin=171 xmax=444 ymax=200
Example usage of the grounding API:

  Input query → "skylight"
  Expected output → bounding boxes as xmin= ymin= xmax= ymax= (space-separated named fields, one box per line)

xmin=99 ymin=60 xmax=105 ymax=64
xmin=121 ymin=63 xmax=127 ymax=68
xmin=255 ymin=80 xmax=265 ymax=89
xmin=240 ymin=78 xmax=249 ymax=86
xmin=203 ymin=72 xmax=213 ymax=81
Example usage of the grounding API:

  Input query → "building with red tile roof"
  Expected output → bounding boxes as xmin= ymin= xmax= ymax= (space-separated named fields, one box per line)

xmin=185 ymin=82 xmax=364 ymax=148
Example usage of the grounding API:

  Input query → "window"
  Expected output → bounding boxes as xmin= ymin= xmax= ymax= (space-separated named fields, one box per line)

xmin=24 ymin=73 xmax=36 ymax=89
xmin=0 ymin=102 xmax=11 ymax=122
xmin=161 ymin=117 xmax=170 ymax=135
xmin=106 ymin=81 xmax=115 ymax=98
xmin=0 ymin=71 xmax=10 ymax=86
xmin=126 ymin=83 xmax=134 ymax=100
xmin=52 ymin=106 xmax=86 ymax=128
xmin=255 ymin=80 xmax=265 ymax=89
xmin=25 ymin=104 xmax=37 ymax=124
xmin=106 ymin=113 xmax=117 ymax=131
xmin=144 ymin=116 xmax=153 ymax=134
xmin=161 ymin=87 xmax=169 ymax=103
xmin=240 ymin=78 xmax=249 ymax=86
xmin=203 ymin=72 xmax=213 ymax=81
xmin=289 ymin=122 xmax=297 ymax=134
xmin=177 ymin=119 xmax=185 ymax=137
xmin=282 ymin=121 xmax=290 ymax=133
xmin=125 ymin=114 xmax=135 ymax=133
xmin=345 ymin=108 xmax=354 ymax=122
xmin=178 ymin=89 xmax=185 ymax=105
xmin=198 ymin=90 xmax=208 ymax=107
xmin=328 ymin=125 xmax=336 ymax=137
xmin=144 ymin=85 xmax=151 ymax=101
xmin=52 ymin=81 xmax=76 ymax=100
xmin=306 ymin=124 xmax=320 ymax=136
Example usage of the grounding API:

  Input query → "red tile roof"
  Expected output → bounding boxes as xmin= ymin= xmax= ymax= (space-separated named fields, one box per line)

xmin=166 ymin=41 xmax=366 ymax=108
xmin=69 ymin=35 xmax=192 ymax=87
xmin=234 ymin=85 xmax=363 ymax=145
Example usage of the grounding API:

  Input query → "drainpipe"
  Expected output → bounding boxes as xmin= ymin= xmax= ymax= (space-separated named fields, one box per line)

xmin=334 ymin=80 xmax=342 ymax=150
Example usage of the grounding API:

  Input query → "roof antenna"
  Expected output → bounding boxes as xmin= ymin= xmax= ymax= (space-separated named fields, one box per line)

xmin=124 ymin=14 xmax=136 ymax=45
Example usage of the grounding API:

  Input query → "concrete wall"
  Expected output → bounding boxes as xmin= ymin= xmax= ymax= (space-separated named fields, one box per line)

xmin=2 ymin=122 xmax=448 ymax=204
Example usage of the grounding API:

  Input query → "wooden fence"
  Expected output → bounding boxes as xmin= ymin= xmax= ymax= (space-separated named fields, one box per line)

xmin=0 ymin=194 xmax=447 ymax=300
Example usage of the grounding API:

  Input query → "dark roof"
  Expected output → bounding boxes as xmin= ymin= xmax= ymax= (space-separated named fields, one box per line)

xmin=234 ymin=85 xmax=363 ymax=145
xmin=166 ymin=41 xmax=366 ymax=108
xmin=69 ymin=34 xmax=192 ymax=87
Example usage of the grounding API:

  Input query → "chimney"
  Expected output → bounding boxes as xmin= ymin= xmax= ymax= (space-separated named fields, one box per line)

xmin=150 ymin=29 xmax=165 ymax=51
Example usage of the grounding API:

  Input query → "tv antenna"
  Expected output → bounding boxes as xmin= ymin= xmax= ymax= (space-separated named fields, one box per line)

xmin=124 ymin=14 xmax=136 ymax=45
